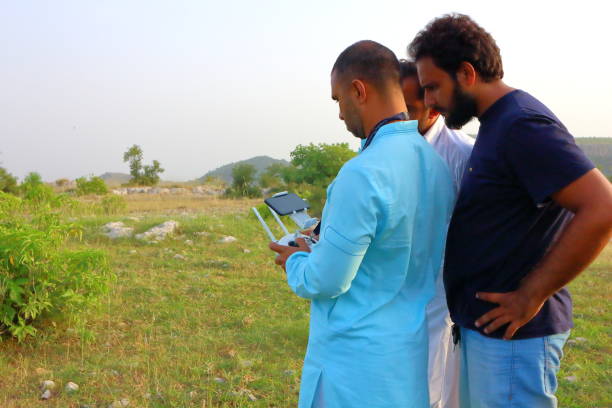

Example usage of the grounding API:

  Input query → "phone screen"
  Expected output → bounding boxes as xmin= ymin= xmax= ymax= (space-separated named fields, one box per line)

xmin=265 ymin=193 xmax=309 ymax=216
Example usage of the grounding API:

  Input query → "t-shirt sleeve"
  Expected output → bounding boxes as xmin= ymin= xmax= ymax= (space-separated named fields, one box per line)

xmin=502 ymin=115 xmax=595 ymax=205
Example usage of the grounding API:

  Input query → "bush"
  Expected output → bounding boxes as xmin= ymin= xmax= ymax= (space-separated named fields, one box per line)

xmin=0 ymin=167 xmax=18 ymax=194
xmin=0 ymin=190 xmax=113 ymax=342
xmin=225 ymin=164 xmax=261 ymax=198
xmin=76 ymin=176 xmax=108 ymax=196
xmin=19 ymin=172 xmax=56 ymax=205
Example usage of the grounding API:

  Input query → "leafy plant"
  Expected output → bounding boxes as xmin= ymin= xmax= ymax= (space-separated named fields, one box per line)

xmin=0 ymin=167 xmax=18 ymax=194
xmin=0 ymin=191 xmax=112 ymax=342
xmin=225 ymin=164 xmax=261 ymax=198
xmin=76 ymin=175 xmax=108 ymax=196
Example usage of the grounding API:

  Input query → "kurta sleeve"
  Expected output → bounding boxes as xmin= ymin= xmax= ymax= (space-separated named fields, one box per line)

xmin=285 ymin=164 xmax=382 ymax=300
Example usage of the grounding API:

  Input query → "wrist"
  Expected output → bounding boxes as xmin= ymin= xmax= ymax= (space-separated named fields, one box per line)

xmin=518 ymin=277 xmax=551 ymax=304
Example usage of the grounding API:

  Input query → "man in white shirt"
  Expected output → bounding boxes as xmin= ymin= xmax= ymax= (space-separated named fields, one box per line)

xmin=400 ymin=59 xmax=474 ymax=408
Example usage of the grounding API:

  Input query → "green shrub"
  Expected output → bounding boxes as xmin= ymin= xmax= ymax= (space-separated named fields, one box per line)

xmin=224 ymin=163 xmax=261 ymax=198
xmin=76 ymin=176 xmax=108 ymax=196
xmin=19 ymin=172 xmax=56 ymax=204
xmin=0 ymin=167 xmax=18 ymax=194
xmin=0 ymin=192 xmax=113 ymax=342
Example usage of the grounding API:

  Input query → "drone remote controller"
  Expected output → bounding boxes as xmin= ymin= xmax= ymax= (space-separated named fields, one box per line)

xmin=252 ymin=192 xmax=319 ymax=249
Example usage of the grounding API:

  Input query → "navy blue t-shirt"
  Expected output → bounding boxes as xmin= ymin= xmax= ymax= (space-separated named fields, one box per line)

xmin=444 ymin=90 xmax=595 ymax=339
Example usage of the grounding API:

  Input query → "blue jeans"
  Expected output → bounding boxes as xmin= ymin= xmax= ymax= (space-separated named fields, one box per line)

xmin=459 ymin=327 xmax=570 ymax=408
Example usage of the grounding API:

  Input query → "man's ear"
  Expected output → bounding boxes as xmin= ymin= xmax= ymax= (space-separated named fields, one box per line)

xmin=456 ymin=62 xmax=477 ymax=87
xmin=351 ymin=79 xmax=367 ymax=104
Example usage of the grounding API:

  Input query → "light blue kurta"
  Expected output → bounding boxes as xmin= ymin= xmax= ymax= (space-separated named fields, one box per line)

xmin=286 ymin=120 xmax=455 ymax=408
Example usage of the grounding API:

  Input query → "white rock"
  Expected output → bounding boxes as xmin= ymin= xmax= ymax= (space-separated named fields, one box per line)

xmin=239 ymin=360 xmax=254 ymax=368
xmin=195 ymin=231 xmax=210 ymax=237
xmin=184 ymin=240 xmax=193 ymax=245
xmin=41 ymin=389 xmax=52 ymax=400
xmin=220 ymin=236 xmax=237 ymax=243
xmin=565 ymin=375 xmax=578 ymax=383
xmin=65 ymin=381 xmax=79 ymax=392
xmin=242 ymin=248 xmax=251 ymax=254
xmin=214 ymin=377 xmax=226 ymax=383
xmin=173 ymin=254 xmax=186 ymax=260
xmin=135 ymin=220 xmax=179 ymax=241
xmin=40 ymin=380 xmax=56 ymax=391
xmin=129 ymin=249 xmax=137 ymax=254
xmin=103 ymin=222 xmax=134 ymax=239
xmin=575 ymin=337 xmax=587 ymax=342
xmin=120 ymin=399 xmax=130 ymax=407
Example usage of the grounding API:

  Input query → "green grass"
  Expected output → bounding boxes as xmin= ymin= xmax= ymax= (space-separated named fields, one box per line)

xmin=0 ymin=198 xmax=609 ymax=407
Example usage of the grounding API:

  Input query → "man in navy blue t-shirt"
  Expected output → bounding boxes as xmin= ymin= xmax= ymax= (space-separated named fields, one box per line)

xmin=409 ymin=14 xmax=612 ymax=407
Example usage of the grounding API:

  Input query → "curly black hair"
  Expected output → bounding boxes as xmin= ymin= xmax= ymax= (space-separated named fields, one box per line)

xmin=408 ymin=14 xmax=503 ymax=82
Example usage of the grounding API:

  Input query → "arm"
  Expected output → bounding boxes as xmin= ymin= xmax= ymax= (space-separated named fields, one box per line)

xmin=270 ymin=165 xmax=380 ymax=300
xmin=476 ymin=169 xmax=612 ymax=339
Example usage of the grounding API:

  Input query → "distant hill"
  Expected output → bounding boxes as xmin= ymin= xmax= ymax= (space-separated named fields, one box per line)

xmin=99 ymin=172 xmax=131 ymax=185
xmin=576 ymin=138 xmax=612 ymax=177
xmin=198 ymin=156 xmax=289 ymax=184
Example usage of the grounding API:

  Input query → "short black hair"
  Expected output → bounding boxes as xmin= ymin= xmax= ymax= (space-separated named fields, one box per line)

xmin=399 ymin=59 xmax=418 ymax=79
xmin=408 ymin=13 xmax=503 ymax=82
xmin=398 ymin=59 xmax=424 ymax=99
xmin=332 ymin=40 xmax=401 ymax=92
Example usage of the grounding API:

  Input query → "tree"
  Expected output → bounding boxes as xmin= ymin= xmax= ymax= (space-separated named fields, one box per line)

xmin=225 ymin=163 xmax=261 ymax=198
xmin=122 ymin=145 xmax=164 ymax=186
xmin=288 ymin=143 xmax=357 ymax=186
xmin=0 ymin=167 xmax=18 ymax=194
xmin=280 ymin=143 xmax=357 ymax=216
xmin=259 ymin=163 xmax=288 ymax=190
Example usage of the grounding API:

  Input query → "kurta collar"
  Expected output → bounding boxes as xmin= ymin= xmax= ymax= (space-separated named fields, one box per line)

xmin=359 ymin=120 xmax=418 ymax=152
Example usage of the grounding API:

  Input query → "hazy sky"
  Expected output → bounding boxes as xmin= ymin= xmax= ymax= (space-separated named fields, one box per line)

xmin=2 ymin=1 xmax=611 ymax=181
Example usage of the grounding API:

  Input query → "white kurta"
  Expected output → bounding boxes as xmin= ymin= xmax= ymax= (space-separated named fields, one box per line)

xmin=423 ymin=115 xmax=474 ymax=408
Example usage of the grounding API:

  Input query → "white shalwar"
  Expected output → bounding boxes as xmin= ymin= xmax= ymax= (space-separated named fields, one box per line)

xmin=423 ymin=115 xmax=474 ymax=408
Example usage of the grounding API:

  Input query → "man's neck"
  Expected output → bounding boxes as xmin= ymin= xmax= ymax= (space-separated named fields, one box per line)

xmin=473 ymin=80 xmax=515 ymax=118
xmin=362 ymin=96 xmax=407 ymax=138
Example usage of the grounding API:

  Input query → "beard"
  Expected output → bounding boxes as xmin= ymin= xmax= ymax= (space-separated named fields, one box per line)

xmin=439 ymin=84 xmax=478 ymax=129
xmin=343 ymin=103 xmax=366 ymax=139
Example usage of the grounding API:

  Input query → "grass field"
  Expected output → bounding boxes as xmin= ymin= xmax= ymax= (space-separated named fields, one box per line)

xmin=0 ymin=195 xmax=609 ymax=407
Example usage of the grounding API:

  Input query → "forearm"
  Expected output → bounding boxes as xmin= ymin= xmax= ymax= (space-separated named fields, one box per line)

xmin=520 ymin=206 xmax=612 ymax=300
xmin=286 ymin=231 xmax=367 ymax=300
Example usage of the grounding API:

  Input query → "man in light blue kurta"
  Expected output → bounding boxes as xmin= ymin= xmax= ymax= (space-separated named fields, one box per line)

xmin=271 ymin=41 xmax=454 ymax=408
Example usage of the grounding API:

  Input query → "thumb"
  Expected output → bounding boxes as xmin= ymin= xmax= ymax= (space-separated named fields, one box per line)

xmin=295 ymin=237 xmax=309 ymax=250
xmin=269 ymin=241 xmax=284 ymax=253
